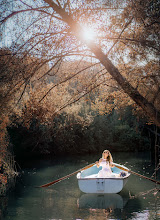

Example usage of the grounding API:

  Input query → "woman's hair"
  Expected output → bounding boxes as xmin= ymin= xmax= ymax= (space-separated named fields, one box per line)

xmin=102 ymin=150 xmax=113 ymax=165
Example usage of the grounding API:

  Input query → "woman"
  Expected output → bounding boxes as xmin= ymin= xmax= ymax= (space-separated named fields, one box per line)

xmin=96 ymin=150 xmax=115 ymax=178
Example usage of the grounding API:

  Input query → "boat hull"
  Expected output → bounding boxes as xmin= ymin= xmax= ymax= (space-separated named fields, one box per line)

xmin=77 ymin=163 xmax=130 ymax=194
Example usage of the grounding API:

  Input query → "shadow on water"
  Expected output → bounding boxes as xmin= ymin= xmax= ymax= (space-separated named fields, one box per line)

xmin=2 ymin=152 xmax=160 ymax=220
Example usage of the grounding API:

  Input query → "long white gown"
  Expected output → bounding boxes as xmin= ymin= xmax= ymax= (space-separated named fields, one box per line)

xmin=97 ymin=159 xmax=114 ymax=178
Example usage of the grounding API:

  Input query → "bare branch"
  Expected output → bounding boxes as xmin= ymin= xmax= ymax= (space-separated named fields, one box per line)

xmin=0 ymin=7 xmax=63 ymax=24
xmin=107 ymin=17 xmax=133 ymax=55
xmin=37 ymin=58 xmax=62 ymax=80
xmin=53 ymin=77 xmax=108 ymax=115
xmin=39 ymin=62 xmax=100 ymax=102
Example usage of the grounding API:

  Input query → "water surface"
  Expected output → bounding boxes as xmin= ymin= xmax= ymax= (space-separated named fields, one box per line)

xmin=3 ymin=152 xmax=160 ymax=220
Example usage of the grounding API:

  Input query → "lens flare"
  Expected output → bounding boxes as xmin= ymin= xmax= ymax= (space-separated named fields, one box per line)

xmin=82 ymin=27 xmax=95 ymax=41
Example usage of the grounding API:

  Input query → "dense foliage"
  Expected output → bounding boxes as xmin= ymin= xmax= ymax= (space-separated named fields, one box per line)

xmin=8 ymin=107 xmax=152 ymax=159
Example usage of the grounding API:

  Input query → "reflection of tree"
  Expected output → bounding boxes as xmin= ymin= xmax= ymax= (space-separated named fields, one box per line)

xmin=0 ymin=196 xmax=8 ymax=219
xmin=86 ymin=207 xmax=112 ymax=220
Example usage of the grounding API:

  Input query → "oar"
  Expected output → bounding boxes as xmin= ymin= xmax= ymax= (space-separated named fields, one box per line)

xmin=113 ymin=163 xmax=160 ymax=185
xmin=36 ymin=162 xmax=96 ymax=188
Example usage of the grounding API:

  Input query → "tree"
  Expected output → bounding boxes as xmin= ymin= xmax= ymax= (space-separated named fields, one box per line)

xmin=0 ymin=0 xmax=160 ymax=126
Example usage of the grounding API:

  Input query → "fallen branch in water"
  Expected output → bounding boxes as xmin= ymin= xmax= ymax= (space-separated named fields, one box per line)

xmin=129 ymin=187 xmax=160 ymax=199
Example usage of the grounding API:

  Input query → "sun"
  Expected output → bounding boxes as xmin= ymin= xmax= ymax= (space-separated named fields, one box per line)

xmin=81 ymin=27 xmax=96 ymax=41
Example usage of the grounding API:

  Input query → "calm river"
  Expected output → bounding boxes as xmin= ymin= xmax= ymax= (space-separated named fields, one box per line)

xmin=2 ymin=152 xmax=160 ymax=220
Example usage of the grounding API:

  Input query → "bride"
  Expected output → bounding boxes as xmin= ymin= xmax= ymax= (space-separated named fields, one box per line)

xmin=96 ymin=150 xmax=115 ymax=178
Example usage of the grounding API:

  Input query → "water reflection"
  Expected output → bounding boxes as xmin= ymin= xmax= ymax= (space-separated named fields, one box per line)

xmin=78 ymin=193 xmax=128 ymax=209
xmin=2 ymin=152 xmax=160 ymax=220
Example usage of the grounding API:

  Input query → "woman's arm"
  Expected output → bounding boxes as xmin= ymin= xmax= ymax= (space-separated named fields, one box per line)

xmin=96 ymin=159 xmax=102 ymax=168
xmin=110 ymin=161 xmax=115 ymax=167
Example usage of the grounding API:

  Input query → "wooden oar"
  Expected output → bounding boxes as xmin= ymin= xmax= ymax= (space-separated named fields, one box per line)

xmin=36 ymin=162 xmax=96 ymax=188
xmin=113 ymin=163 xmax=160 ymax=185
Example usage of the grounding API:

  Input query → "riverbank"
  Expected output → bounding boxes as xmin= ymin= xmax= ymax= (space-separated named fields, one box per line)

xmin=0 ymin=156 xmax=18 ymax=196
xmin=0 ymin=156 xmax=19 ymax=220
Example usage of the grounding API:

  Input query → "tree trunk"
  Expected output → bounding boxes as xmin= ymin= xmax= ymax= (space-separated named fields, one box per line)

xmin=89 ymin=44 xmax=160 ymax=127
xmin=44 ymin=0 xmax=160 ymax=127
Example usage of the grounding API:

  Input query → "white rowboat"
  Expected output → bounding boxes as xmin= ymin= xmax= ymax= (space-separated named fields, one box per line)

xmin=77 ymin=163 xmax=130 ymax=194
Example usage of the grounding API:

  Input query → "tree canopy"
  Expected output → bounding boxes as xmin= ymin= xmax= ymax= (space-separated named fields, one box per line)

xmin=0 ymin=0 xmax=160 ymax=126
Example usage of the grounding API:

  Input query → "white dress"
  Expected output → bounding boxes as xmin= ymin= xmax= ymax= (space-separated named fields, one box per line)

xmin=97 ymin=159 xmax=113 ymax=178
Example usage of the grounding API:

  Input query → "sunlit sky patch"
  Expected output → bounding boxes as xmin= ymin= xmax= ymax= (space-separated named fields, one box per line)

xmin=81 ymin=27 xmax=96 ymax=42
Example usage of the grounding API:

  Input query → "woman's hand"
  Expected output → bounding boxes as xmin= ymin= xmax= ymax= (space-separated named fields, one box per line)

xmin=96 ymin=161 xmax=99 ymax=168
xmin=110 ymin=161 xmax=115 ymax=167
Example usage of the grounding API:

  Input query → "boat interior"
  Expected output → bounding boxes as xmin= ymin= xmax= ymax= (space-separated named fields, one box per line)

xmin=77 ymin=164 xmax=129 ymax=179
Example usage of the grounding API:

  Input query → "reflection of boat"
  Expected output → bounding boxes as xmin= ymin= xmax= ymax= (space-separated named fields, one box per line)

xmin=77 ymin=163 xmax=130 ymax=193
xmin=78 ymin=193 xmax=128 ymax=209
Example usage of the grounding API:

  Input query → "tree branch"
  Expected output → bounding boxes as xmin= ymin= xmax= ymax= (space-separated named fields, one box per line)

xmin=39 ymin=62 xmax=100 ymax=102
xmin=0 ymin=7 xmax=63 ymax=24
